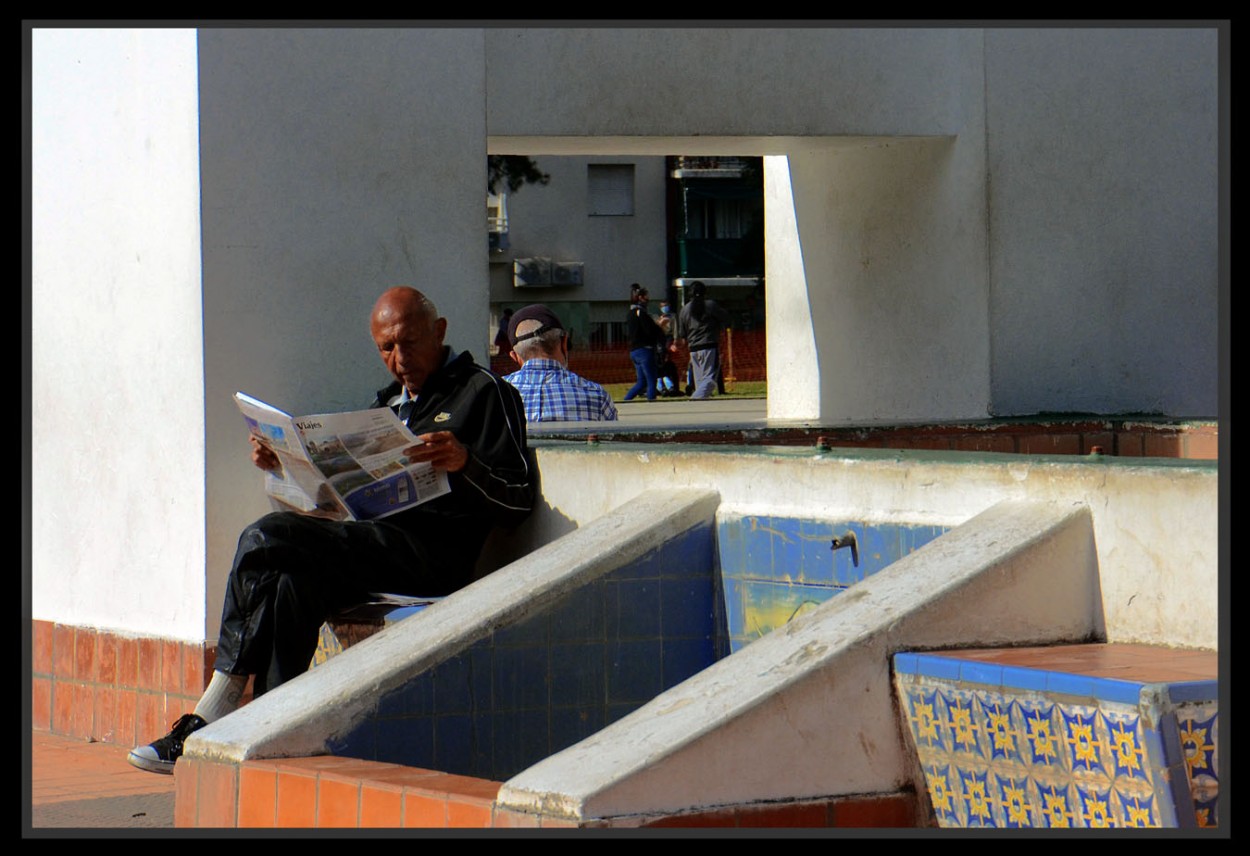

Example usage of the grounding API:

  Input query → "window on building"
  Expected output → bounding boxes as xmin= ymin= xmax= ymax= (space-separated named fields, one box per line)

xmin=588 ymin=164 xmax=635 ymax=216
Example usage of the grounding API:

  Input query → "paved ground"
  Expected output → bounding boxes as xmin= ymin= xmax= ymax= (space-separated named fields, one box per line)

xmin=28 ymin=729 xmax=176 ymax=831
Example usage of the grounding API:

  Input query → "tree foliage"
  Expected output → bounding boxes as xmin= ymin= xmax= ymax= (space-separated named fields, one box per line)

xmin=487 ymin=155 xmax=550 ymax=195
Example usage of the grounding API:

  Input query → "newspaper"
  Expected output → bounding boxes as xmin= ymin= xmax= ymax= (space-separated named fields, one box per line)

xmin=234 ymin=391 xmax=451 ymax=522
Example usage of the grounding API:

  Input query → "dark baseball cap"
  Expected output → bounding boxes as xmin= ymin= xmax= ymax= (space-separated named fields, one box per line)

xmin=507 ymin=304 xmax=565 ymax=346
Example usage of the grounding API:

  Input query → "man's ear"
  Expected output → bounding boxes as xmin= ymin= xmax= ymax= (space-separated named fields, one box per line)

xmin=509 ymin=349 xmax=523 ymax=367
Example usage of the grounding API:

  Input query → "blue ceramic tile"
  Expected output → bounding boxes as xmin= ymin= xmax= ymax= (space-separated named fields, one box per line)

xmin=1088 ymin=676 xmax=1143 ymax=706
xmin=1059 ymin=707 xmax=1105 ymax=774
xmin=960 ymin=661 xmax=1004 ymax=688
xmin=857 ymin=523 xmax=896 ymax=578
xmin=771 ymin=520 xmax=803 ymax=581
xmin=469 ymin=711 xmax=494 ymax=780
xmin=605 ymin=578 xmax=662 ymax=639
xmin=735 ymin=578 xmax=837 ymax=642
xmin=1000 ymin=666 xmax=1049 ymax=692
xmin=661 ymin=636 xmax=716 ymax=688
xmin=661 ymin=523 xmax=713 ymax=577
xmin=716 ymin=518 xmax=747 ymax=577
xmin=912 ymin=654 xmax=962 ymax=681
xmin=606 ymin=702 xmax=643 ymax=727
xmin=492 ymin=643 xmax=550 ymax=712
xmin=1168 ymin=680 xmax=1218 ymax=703
xmin=550 ymin=706 xmax=606 ymax=754
xmin=721 ymin=577 xmax=750 ymax=642
xmin=547 ymin=582 xmax=605 ymax=643
xmin=493 ymin=607 xmax=548 ymax=649
xmin=375 ymin=714 xmax=434 ymax=768
xmin=742 ymin=517 xmax=775 ymax=580
xmin=798 ymin=529 xmax=834 ymax=586
xmin=611 ymin=547 xmax=661 ymax=582
xmin=433 ymin=714 xmax=474 ymax=774
xmin=329 ymin=717 xmax=376 ymax=761
xmin=894 ymin=652 xmax=919 ymax=675
xmin=1046 ymin=671 xmax=1095 ymax=697
xmin=607 ymin=638 xmax=663 ymax=704
xmin=660 ymin=576 xmax=715 ymax=638
xmin=431 ymin=651 xmax=491 ymax=715
xmin=549 ymin=641 xmax=605 ymax=709
xmin=491 ymin=708 xmax=551 ymax=781
xmin=375 ymin=682 xmax=409 ymax=719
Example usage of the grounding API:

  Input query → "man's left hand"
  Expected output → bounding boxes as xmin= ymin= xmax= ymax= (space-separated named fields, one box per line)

xmin=405 ymin=431 xmax=469 ymax=473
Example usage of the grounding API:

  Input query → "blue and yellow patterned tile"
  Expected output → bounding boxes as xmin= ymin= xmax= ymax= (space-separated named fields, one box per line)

xmin=925 ymin=763 xmax=960 ymax=826
xmin=1074 ymin=783 xmax=1118 ymax=828
xmin=904 ymin=685 xmax=947 ymax=753
xmin=1033 ymin=780 xmax=1079 ymax=829
xmin=978 ymin=694 xmax=1023 ymax=764
xmin=1018 ymin=701 xmax=1066 ymax=771
xmin=1060 ymin=705 xmax=1107 ymax=776
xmin=955 ymin=766 xmax=996 ymax=827
xmin=1101 ymin=710 xmax=1150 ymax=782
xmin=1116 ymin=790 xmax=1160 ymax=828
xmin=994 ymin=772 xmax=1037 ymax=827
xmin=942 ymin=689 xmax=985 ymax=763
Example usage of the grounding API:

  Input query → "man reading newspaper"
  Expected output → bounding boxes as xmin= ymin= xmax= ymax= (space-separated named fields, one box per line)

xmin=128 ymin=287 xmax=535 ymax=774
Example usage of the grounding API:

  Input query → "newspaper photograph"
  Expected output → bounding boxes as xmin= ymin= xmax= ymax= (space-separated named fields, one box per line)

xmin=234 ymin=391 xmax=451 ymax=521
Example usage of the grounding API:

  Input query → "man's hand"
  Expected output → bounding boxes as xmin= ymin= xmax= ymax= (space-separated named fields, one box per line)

xmin=250 ymin=436 xmax=281 ymax=472
xmin=404 ymin=431 xmax=469 ymax=473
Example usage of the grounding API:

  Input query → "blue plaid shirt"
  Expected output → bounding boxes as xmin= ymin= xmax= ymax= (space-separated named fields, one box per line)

xmin=503 ymin=359 xmax=619 ymax=423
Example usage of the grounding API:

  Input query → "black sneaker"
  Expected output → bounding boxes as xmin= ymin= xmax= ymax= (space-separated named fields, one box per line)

xmin=126 ymin=713 xmax=207 ymax=774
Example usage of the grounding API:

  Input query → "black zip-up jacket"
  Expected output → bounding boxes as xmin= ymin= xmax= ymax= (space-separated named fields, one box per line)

xmin=626 ymin=302 xmax=664 ymax=350
xmin=371 ymin=348 xmax=535 ymax=585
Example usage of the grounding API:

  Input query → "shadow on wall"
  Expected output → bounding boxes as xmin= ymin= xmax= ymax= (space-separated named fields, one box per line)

xmin=475 ymin=456 xmax=581 ymax=581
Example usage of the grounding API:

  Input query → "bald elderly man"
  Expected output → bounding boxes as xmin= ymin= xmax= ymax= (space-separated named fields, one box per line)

xmin=128 ymin=287 xmax=535 ymax=774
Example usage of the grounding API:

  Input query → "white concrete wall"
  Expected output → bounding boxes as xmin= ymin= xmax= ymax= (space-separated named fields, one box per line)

xmin=31 ymin=29 xmax=206 ymax=640
xmin=30 ymin=25 xmax=1219 ymax=648
xmin=514 ymin=444 xmax=1217 ymax=650
xmin=196 ymin=29 xmax=489 ymax=636
xmin=484 ymin=27 xmax=1217 ymax=422
xmin=984 ymin=28 xmax=1220 ymax=417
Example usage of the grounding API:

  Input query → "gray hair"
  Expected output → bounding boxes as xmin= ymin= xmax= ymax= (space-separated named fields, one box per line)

xmin=513 ymin=324 xmax=566 ymax=360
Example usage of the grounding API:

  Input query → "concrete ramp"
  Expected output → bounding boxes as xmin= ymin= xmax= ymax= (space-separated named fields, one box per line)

xmin=496 ymin=499 xmax=1103 ymax=823
xmin=185 ymin=488 xmax=721 ymax=766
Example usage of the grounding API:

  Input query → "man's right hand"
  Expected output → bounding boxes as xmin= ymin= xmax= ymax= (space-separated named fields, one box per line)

xmin=250 ymin=437 xmax=281 ymax=472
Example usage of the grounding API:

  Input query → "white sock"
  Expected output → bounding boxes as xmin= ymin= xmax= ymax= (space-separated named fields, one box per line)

xmin=193 ymin=671 xmax=249 ymax=723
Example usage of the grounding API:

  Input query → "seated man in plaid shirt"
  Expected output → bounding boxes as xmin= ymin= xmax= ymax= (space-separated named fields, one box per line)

xmin=503 ymin=304 xmax=619 ymax=423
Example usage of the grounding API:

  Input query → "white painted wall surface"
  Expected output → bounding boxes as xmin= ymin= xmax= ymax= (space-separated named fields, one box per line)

xmin=984 ymin=28 xmax=1220 ymax=417
xmin=514 ymin=444 xmax=1217 ymax=650
xmin=196 ymin=30 xmax=489 ymax=636
xmin=31 ymin=29 xmax=206 ymax=640
xmin=29 ymin=25 xmax=1219 ymax=648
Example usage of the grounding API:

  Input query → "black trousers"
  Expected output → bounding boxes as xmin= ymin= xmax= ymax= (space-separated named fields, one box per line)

xmin=212 ymin=511 xmax=443 ymax=696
